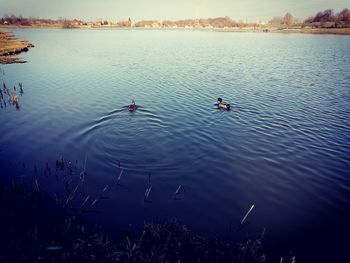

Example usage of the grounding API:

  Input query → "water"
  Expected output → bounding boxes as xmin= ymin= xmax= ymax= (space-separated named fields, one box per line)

xmin=1 ymin=28 xmax=350 ymax=262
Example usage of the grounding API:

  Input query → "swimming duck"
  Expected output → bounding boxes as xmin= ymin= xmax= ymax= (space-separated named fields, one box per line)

xmin=128 ymin=100 xmax=138 ymax=111
xmin=216 ymin=98 xmax=230 ymax=110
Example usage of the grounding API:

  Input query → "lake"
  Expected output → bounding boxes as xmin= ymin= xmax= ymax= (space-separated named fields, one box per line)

xmin=1 ymin=28 xmax=349 ymax=262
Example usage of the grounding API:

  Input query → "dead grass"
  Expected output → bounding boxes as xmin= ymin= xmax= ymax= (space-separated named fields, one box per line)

xmin=0 ymin=30 xmax=34 ymax=64
xmin=0 ymin=156 xmax=269 ymax=263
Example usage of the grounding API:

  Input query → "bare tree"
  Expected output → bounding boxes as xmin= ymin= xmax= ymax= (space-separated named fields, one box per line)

xmin=283 ymin=12 xmax=294 ymax=27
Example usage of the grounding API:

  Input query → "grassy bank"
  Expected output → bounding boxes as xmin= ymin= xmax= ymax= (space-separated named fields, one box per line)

xmin=0 ymin=30 xmax=34 ymax=64
xmin=0 ymin=177 xmax=268 ymax=263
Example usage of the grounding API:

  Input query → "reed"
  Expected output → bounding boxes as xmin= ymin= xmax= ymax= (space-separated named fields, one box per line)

xmin=19 ymin=82 xmax=23 ymax=94
xmin=90 ymin=198 xmax=98 ymax=208
xmin=65 ymin=183 xmax=79 ymax=207
xmin=32 ymin=178 xmax=40 ymax=194
xmin=90 ymin=185 xmax=109 ymax=208
xmin=241 ymin=204 xmax=255 ymax=225
xmin=117 ymin=169 xmax=123 ymax=185
xmin=173 ymin=184 xmax=184 ymax=199
xmin=79 ymin=154 xmax=87 ymax=182
xmin=0 ymin=79 xmax=25 ymax=110
xmin=0 ymin=178 xmax=267 ymax=263
xmin=144 ymin=185 xmax=152 ymax=202
xmin=102 ymin=184 xmax=109 ymax=193
xmin=80 ymin=195 xmax=90 ymax=209
xmin=65 ymin=177 xmax=72 ymax=194
xmin=0 ymin=156 xmax=279 ymax=262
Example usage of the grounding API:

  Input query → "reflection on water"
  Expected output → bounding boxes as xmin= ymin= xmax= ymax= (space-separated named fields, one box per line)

xmin=0 ymin=29 xmax=350 ymax=262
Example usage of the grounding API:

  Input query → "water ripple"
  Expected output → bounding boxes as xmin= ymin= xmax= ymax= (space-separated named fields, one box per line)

xmin=1 ymin=29 xmax=350 ymax=262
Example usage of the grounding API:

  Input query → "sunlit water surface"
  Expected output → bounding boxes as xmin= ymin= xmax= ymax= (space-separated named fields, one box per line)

xmin=1 ymin=29 xmax=349 ymax=262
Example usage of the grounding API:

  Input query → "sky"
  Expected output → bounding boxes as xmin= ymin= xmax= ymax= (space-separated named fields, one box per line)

xmin=0 ymin=0 xmax=348 ymax=22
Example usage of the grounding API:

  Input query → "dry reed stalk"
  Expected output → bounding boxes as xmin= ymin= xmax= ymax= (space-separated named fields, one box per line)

xmin=32 ymin=178 xmax=39 ymax=194
xmin=173 ymin=185 xmax=183 ymax=199
xmin=90 ymin=198 xmax=98 ymax=208
xmin=80 ymin=195 xmax=90 ymax=209
xmin=102 ymin=185 xmax=109 ymax=194
xmin=126 ymin=236 xmax=131 ymax=250
xmin=116 ymin=169 xmax=124 ymax=185
xmin=65 ymin=178 xmax=72 ymax=194
xmin=241 ymin=204 xmax=255 ymax=225
xmin=65 ymin=184 xmax=79 ymax=207
xmin=144 ymin=186 xmax=152 ymax=201
xmin=19 ymin=83 xmax=23 ymax=95
xmin=90 ymin=185 xmax=109 ymax=208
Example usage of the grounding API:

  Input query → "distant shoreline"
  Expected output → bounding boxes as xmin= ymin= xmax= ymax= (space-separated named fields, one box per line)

xmin=1 ymin=25 xmax=350 ymax=35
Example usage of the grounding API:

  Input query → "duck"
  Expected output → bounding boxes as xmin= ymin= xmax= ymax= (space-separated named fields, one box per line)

xmin=216 ymin=97 xmax=230 ymax=110
xmin=128 ymin=100 xmax=138 ymax=112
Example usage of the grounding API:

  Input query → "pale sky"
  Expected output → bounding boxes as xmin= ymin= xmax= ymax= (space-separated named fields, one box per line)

xmin=0 ymin=0 xmax=348 ymax=22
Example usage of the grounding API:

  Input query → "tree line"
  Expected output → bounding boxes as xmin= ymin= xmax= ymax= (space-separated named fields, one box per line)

xmin=305 ymin=8 xmax=350 ymax=28
xmin=0 ymin=15 xmax=256 ymax=28
xmin=1 ymin=8 xmax=349 ymax=28
xmin=1 ymin=14 xmax=56 ymax=26
xmin=270 ymin=8 xmax=350 ymax=28
xmin=133 ymin=17 xmax=252 ymax=28
xmin=0 ymin=14 xmax=85 ymax=28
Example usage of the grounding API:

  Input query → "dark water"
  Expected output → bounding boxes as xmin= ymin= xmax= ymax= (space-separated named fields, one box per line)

xmin=1 ymin=29 xmax=349 ymax=262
